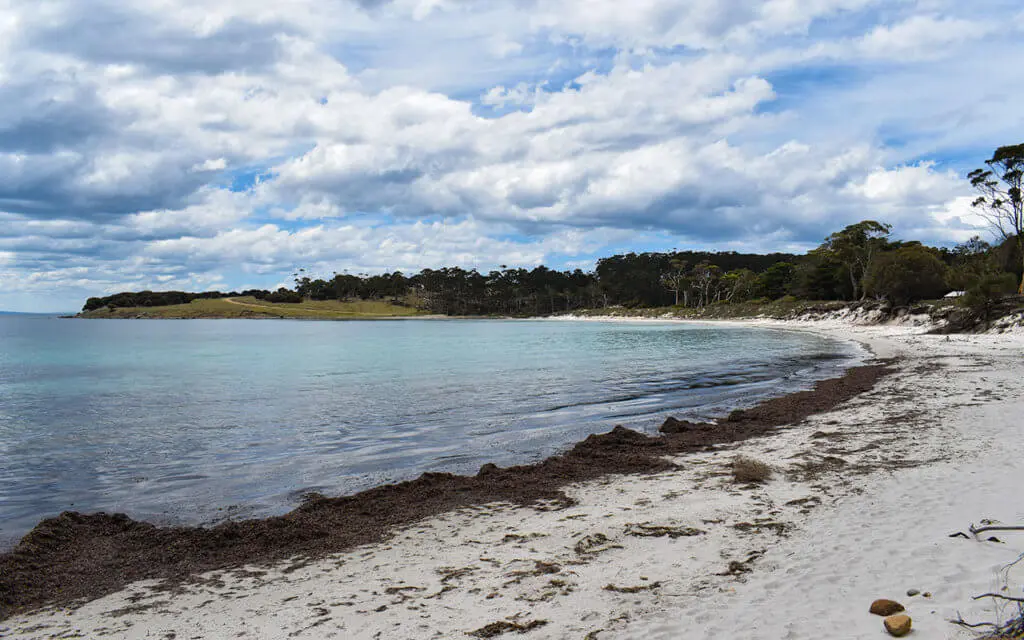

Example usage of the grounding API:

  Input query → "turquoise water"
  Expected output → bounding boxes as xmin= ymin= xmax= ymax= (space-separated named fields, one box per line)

xmin=0 ymin=316 xmax=861 ymax=544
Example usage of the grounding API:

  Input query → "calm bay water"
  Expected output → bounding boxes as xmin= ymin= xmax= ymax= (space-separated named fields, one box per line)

xmin=0 ymin=316 xmax=862 ymax=544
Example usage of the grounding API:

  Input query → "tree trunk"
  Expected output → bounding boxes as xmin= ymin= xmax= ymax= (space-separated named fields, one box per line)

xmin=1019 ymin=236 xmax=1024 ymax=295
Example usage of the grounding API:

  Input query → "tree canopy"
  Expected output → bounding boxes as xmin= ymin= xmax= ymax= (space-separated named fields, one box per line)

xmin=863 ymin=246 xmax=948 ymax=306
xmin=83 ymin=202 xmax=1024 ymax=316
xmin=969 ymin=143 xmax=1024 ymax=293
xmin=819 ymin=220 xmax=892 ymax=300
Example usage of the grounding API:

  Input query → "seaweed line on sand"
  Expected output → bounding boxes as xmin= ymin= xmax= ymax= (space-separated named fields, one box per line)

xmin=0 ymin=361 xmax=894 ymax=620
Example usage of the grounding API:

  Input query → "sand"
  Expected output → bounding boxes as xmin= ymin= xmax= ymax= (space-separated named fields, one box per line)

xmin=2 ymin=319 xmax=1023 ymax=639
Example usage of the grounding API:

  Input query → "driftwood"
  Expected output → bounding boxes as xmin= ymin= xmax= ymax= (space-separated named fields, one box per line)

xmin=970 ymin=524 xmax=1024 ymax=536
xmin=947 ymin=541 xmax=1024 ymax=637
xmin=973 ymin=593 xmax=1024 ymax=604
xmin=949 ymin=613 xmax=998 ymax=629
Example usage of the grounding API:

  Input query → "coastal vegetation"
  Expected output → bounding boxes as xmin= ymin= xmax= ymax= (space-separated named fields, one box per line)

xmin=80 ymin=222 xmax=1022 ymax=322
xmin=81 ymin=146 xmax=1024 ymax=324
xmin=968 ymin=144 xmax=1024 ymax=293
xmin=81 ymin=296 xmax=426 ymax=319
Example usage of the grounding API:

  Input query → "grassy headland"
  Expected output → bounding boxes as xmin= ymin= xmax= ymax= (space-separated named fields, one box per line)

xmin=78 ymin=296 xmax=429 ymax=320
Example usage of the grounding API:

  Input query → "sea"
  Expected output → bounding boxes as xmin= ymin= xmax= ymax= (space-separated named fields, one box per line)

xmin=0 ymin=315 xmax=864 ymax=545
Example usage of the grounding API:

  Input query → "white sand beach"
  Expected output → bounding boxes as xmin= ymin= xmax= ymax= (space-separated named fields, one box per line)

xmin=3 ymin=319 xmax=1023 ymax=640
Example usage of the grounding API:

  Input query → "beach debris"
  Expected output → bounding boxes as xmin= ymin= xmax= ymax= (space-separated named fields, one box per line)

xmin=383 ymin=585 xmax=424 ymax=602
xmin=972 ymin=592 xmax=1024 ymax=604
xmin=717 ymin=550 xmax=765 ymax=576
xmin=468 ymin=620 xmax=549 ymax=638
xmin=659 ymin=417 xmax=701 ymax=434
xmin=923 ymin=592 xmax=931 ymax=598
xmin=603 ymin=581 xmax=662 ymax=594
xmin=733 ymin=520 xmax=787 ymax=536
xmin=950 ymin=521 xmax=1023 ymax=541
xmin=624 ymin=522 xmax=705 ymax=538
xmin=784 ymin=496 xmax=822 ymax=508
xmin=436 ymin=565 xmax=476 ymax=584
xmin=518 ymin=578 xmax=576 ymax=603
xmin=501 ymin=532 xmax=547 ymax=544
xmin=969 ymin=519 xmax=1024 ymax=534
xmin=949 ymin=612 xmax=998 ymax=631
xmin=721 ymin=561 xmax=751 ymax=576
xmin=906 ymin=589 xmax=920 ymax=597
xmin=731 ymin=456 xmax=773 ymax=483
xmin=573 ymin=533 xmax=623 ymax=556
xmin=503 ymin=560 xmax=562 ymax=586
xmin=787 ymin=454 xmax=848 ymax=481
xmin=870 ymin=599 xmax=906 ymax=616
xmin=883 ymin=614 xmax=912 ymax=637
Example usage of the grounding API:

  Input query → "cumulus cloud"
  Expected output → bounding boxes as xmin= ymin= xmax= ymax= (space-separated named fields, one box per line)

xmin=0 ymin=0 xmax=1020 ymax=310
xmin=856 ymin=15 xmax=993 ymax=60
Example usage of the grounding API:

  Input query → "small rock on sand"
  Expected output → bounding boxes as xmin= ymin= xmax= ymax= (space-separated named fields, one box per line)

xmin=884 ymin=614 xmax=912 ymax=637
xmin=906 ymin=589 xmax=920 ymax=597
xmin=870 ymin=599 xmax=905 ymax=616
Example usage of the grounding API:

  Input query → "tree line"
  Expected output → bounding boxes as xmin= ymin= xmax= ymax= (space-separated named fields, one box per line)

xmin=80 ymin=226 xmax=1022 ymax=316
xmin=82 ymin=287 xmax=302 ymax=311
xmin=83 ymin=144 xmax=1024 ymax=317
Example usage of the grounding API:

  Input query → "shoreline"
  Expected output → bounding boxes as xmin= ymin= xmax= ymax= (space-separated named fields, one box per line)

xmin=3 ymin=319 xmax=1023 ymax=639
xmin=0 ymin=328 xmax=887 ymax=621
xmin=0 ymin=318 xmax=862 ymax=548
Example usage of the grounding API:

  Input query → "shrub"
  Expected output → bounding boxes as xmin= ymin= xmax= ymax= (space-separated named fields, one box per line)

xmin=264 ymin=288 xmax=304 ymax=303
xmin=864 ymin=246 xmax=949 ymax=305
xmin=961 ymin=272 xmax=1018 ymax=324
xmin=732 ymin=456 xmax=773 ymax=483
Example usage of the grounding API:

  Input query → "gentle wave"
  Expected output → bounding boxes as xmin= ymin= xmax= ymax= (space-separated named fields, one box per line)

xmin=0 ymin=316 xmax=863 ymax=545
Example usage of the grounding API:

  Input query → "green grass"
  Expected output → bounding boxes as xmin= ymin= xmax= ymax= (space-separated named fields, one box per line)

xmin=80 ymin=297 xmax=430 ymax=319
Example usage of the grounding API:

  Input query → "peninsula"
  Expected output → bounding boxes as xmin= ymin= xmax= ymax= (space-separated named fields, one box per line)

xmin=79 ymin=296 xmax=430 ymax=320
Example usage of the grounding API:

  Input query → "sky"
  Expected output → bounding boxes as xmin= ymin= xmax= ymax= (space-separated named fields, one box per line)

xmin=1 ymin=0 xmax=1022 ymax=312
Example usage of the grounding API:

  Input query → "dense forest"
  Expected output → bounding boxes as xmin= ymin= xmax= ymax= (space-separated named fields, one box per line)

xmin=84 ymin=144 xmax=1024 ymax=317
xmin=82 ymin=288 xmax=302 ymax=311
xmin=82 ymin=221 xmax=1023 ymax=316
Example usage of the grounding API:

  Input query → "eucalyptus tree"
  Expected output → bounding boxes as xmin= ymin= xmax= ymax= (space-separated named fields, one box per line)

xmin=660 ymin=259 xmax=690 ymax=306
xmin=690 ymin=262 xmax=722 ymax=307
xmin=820 ymin=221 xmax=892 ymax=300
xmin=969 ymin=144 xmax=1024 ymax=293
xmin=721 ymin=268 xmax=758 ymax=302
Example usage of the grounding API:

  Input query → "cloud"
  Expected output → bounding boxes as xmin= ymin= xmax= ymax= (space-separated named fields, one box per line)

xmin=25 ymin=5 xmax=293 ymax=75
xmin=0 ymin=0 xmax=1021 ymax=310
xmin=529 ymin=0 xmax=882 ymax=50
xmin=856 ymin=15 xmax=992 ymax=60
xmin=139 ymin=218 xmax=629 ymax=275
